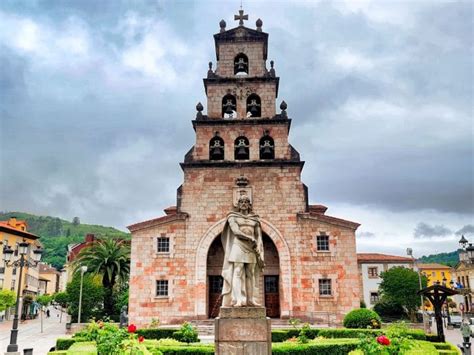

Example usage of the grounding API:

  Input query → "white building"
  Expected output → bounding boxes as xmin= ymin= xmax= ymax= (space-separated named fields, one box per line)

xmin=357 ymin=253 xmax=414 ymax=307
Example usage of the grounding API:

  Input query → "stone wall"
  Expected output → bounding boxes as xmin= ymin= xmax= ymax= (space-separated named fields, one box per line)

xmin=215 ymin=42 xmax=267 ymax=77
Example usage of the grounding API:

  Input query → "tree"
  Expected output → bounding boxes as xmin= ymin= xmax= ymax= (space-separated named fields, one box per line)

xmin=66 ymin=273 xmax=104 ymax=322
xmin=53 ymin=291 xmax=69 ymax=323
xmin=72 ymin=217 xmax=80 ymax=226
xmin=36 ymin=294 xmax=52 ymax=307
xmin=0 ymin=290 xmax=16 ymax=312
xmin=73 ymin=238 xmax=130 ymax=317
xmin=379 ymin=266 xmax=428 ymax=321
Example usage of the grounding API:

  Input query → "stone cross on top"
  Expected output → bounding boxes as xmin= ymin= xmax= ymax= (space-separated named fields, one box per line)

xmin=234 ymin=9 xmax=248 ymax=26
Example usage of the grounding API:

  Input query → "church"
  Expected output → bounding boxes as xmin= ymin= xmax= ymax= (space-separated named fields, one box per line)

xmin=128 ymin=11 xmax=360 ymax=326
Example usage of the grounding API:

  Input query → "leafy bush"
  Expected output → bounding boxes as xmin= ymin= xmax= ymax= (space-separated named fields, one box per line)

xmin=373 ymin=299 xmax=405 ymax=319
xmin=172 ymin=322 xmax=199 ymax=343
xmin=343 ymin=309 xmax=382 ymax=329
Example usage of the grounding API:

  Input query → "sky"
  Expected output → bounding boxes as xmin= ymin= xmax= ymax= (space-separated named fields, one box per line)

xmin=0 ymin=0 xmax=472 ymax=258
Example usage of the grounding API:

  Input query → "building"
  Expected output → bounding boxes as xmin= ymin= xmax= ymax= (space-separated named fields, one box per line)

xmin=63 ymin=233 xmax=96 ymax=285
xmin=0 ymin=217 xmax=42 ymax=320
xmin=38 ymin=263 xmax=60 ymax=295
xmin=357 ymin=253 xmax=414 ymax=308
xmin=418 ymin=263 xmax=453 ymax=286
xmin=127 ymin=11 xmax=361 ymax=326
xmin=451 ymin=261 xmax=473 ymax=312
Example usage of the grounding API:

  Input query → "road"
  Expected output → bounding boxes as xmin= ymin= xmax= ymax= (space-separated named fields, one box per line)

xmin=0 ymin=307 xmax=69 ymax=355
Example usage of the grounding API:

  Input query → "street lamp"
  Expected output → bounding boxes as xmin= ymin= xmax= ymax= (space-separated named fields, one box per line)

xmin=2 ymin=240 xmax=43 ymax=353
xmin=407 ymin=248 xmax=430 ymax=332
xmin=77 ymin=265 xmax=88 ymax=324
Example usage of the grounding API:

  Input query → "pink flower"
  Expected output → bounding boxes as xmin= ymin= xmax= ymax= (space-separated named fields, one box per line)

xmin=376 ymin=335 xmax=390 ymax=346
xmin=127 ymin=324 xmax=137 ymax=333
xmin=138 ymin=336 xmax=144 ymax=343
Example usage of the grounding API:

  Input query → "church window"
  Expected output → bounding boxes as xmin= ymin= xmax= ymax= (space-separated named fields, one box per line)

xmin=316 ymin=234 xmax=329 ymax=251
xmin=209 ymin=135 xmax=225 ymax=160
xmin=156 ymin=280 xmax=169 ymax=297
xmin=246 ymin=94 xmax=261 ymax=117
xmin=209 ymin=276 xmax=223 ymax=293
xmin=368 ymin=267 xmax=378 ymax=278
xmin=370 ymin=292 xmax=379 ymax=304
xmin=319 ymin=279 xmax=332 ymax=296
xmin=259 ymin=135 xmax=275 ymax=159
xmin=234 ymin=53 xmax=248 ymax=75
xmin=222 ymin=94 xmax=237 ymax=118
xmin=157 ymin=236 xmax=170 ymax=253
xmin=234 ymin=136 xmax=250 ymax=160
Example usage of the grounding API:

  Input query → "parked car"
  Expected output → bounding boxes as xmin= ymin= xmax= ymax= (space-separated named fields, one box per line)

xmin=450 ymin=315 xmax=462 ymax=328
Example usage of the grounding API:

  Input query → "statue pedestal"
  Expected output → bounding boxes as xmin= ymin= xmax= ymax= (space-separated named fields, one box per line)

xmin=215 ymin=307 xmax=271 ymax=355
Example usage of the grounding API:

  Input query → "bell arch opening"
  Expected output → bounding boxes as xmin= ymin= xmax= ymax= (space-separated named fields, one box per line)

xmin=206 ymin=232 xmax=280 ymax=318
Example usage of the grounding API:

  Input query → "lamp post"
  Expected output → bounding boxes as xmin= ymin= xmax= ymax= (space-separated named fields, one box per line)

xmin=2 ymin=240 xmax=43 ymax=353
xmin=407 ymin=248 xmax=430 ymax=332
xmin=77 ymin=265 xmax=87 ymax=324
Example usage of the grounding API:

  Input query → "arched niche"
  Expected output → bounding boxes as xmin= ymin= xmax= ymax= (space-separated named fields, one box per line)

xmin=246 ymin=94 xmax=261 ymax=117
xmin=222 ymin=94 xmax=237 ymax=118
xmin=209 ymin=135 xmax=224 ymax=160
xmin=260 ymin=135 xmax=275 ymax=159
xmin=234 ymin=136 xmax=250 ymax=160
xmin=234 ymin=53 xmax=249 ymax=75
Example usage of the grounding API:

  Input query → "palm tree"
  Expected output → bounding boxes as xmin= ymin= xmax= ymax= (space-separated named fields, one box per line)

xmin=74 ymin=238 xmax=130 ymax=317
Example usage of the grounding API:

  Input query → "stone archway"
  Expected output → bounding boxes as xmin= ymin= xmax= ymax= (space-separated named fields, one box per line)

xmin=194 ymin=218 xmax=292 ymax=319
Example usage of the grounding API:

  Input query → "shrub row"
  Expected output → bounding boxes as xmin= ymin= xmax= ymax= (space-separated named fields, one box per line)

xmin=272 ymin=341 xmax=359 ymax=355
xmin=137 ymin=328 xmax=178 ymax=340
xmin=56 ymin=337 xmax=88 ymax=350
xmin=271 ymin=328 xmax=429 ymax=342
xmin=147 ymin=345 xmax=214 ymax=354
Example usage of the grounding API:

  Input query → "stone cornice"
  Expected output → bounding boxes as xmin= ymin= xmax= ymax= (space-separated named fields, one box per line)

xmin=127 ymin=213 xmax=188 ymax=233
xmin=180 ymin=160 xmax=304 ymax=171
xmin=297 ymin=212 xmax=361 ymax=230
xmin=192 ymin=117 xmax=291 ymax=131
xmin=203 ymin=76 xmax=279 ymax=97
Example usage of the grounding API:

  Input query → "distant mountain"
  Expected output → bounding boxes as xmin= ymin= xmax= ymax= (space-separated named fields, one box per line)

xmin=0 ymin=211 xmax=130 ymax=270
xmin=418 ymin=250 xmax=459 ymax=267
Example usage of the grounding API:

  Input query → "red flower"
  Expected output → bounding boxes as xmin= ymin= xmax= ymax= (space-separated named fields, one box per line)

xmin=376 ymin=335 xmax=390 ymax=346
xmin=127 ymin=324 xmax=137 ymax=333
xmin=138 ymin=336 xmax=145 ymax=343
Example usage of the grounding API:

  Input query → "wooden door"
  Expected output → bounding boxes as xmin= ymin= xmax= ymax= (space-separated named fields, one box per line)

xmin=208 ymin=275 xmax=223 ymax=318
xmin=264 ymin=275 xmax=280 ymax=318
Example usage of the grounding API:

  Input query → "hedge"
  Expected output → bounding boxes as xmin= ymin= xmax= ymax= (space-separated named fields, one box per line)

xmin=137 ymin=328 xmax=181 ymax=340
xmin=271 ymin=328 xmax=429 ymax=342
xmin=272 ymin=340 xmax=359 ymax=355
xmin=56 ymin=337 xmax=88 ymax=350
xmin=66 ymin=341 xmax=97 ymax=355
xmin=151 ymin=346 xmax=214 ymax=354
xmin=48 ymin=352 xmax=67 ymax=355
xmin=343 ymin=309 xmax=382 ymax=329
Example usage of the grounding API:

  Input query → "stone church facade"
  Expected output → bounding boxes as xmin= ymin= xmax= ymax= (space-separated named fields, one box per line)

xmin=128 ymin=12 xmax=360 ymax=326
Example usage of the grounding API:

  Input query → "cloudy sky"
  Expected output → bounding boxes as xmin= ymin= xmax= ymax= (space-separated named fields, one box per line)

xmin=0 ymin=0 xmax=472 ymax=258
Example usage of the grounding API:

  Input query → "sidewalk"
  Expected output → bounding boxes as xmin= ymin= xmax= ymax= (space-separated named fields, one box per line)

xmin=0 ymin=307 xmax=69 ymax=355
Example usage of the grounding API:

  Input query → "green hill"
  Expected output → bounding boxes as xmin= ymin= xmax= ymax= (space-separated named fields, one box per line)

xmin=0 ymin=211 xmax=130 ymax=270
xmin=418 ymin=250 xmax=459 ymax=267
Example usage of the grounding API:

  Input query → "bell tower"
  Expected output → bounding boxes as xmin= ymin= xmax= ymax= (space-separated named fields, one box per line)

xmin=183 ymin=9 xmax=299 ymax=169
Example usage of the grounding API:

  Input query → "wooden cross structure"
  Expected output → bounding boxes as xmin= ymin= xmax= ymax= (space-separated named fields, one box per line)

xmin=418 ymin=284 xmax=459 ymax=342
xmin=234 ymin=9 xmax=248 ymax=26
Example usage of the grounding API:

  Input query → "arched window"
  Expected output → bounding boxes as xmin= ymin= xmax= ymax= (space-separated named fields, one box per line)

xmin=234 ymin=53 xmax=249 ymax=75
xmin=246 ymin=94 xmax=261 ymax=118
xmin=209 ymin=135 xmax=224 ymax=160
xmin=234 ymin=136 xmax=249 ymax=160
xmin=222 ymin=94 xmax=237 ymax=118
xmin=260 ymin=135 xmax=274 ymax=160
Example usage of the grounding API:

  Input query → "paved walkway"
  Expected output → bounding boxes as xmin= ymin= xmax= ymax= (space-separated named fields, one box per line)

xmin=0 ymin=307 xmax=69 ymax=355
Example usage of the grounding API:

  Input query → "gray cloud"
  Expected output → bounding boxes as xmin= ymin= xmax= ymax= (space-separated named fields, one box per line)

xmin=456 ymin=225 xmax=474 ymax=237
xmin=414 ymin=222 xmax=453 ymax=239
xmin=0 ymin=0 xmax=472 ymax=233
xmin=356 ymin=231 xmax=376 ymax=239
